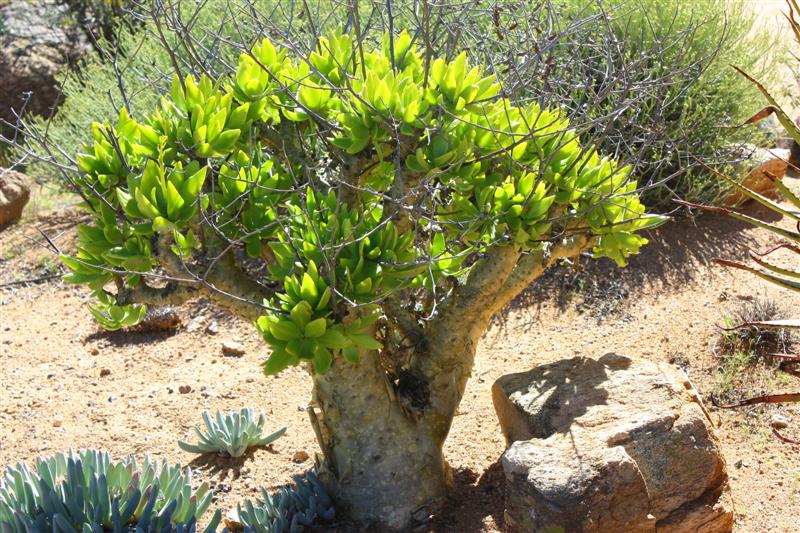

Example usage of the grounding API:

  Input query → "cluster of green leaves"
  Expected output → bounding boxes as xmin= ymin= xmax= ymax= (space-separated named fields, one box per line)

xmin=62 ymin=28 xmax=663 ymax=371
xmin=0 ymin=450 xmax=220 ymax=532
xmin=178 ymin=409 xmax=286 ymax=458
xmin=255 ymin=189 xmax=419 ymax=373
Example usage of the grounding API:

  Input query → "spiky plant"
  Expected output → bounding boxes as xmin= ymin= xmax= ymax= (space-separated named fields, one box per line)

xmin=236 ymin=469 xmax=334 ymax=533
xmin=178 ymin=409 xmax=286 ymax=458
xmin=715 ymin=297 xmax=793 ymax=359
xmin=0 ymin=450 xmax=221 ymax=532
xmin=679 ymin=0 xmax=800 ymax=419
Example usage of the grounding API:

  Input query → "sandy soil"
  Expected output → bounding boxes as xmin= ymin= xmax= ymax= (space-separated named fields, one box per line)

xmin=2 ymin=180 xmax=800 ymax=532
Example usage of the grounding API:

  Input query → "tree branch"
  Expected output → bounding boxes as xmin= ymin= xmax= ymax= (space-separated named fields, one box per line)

xmin=490 ymin=233 xmax=594 ymax=314
xmin=119 ymin=237 xmax=274 ymax=321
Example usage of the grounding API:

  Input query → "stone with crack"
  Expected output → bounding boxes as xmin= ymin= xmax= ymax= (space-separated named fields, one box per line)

xmin=494 ymin=353 xmax=733 ymax=533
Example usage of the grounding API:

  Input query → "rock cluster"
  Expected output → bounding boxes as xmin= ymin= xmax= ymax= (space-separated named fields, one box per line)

xmin=493 ymin=353 xmax=733 ymax=533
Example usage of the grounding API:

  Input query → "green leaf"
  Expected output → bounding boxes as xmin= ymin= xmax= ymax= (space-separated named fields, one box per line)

xmin=289 ymin=300 xmax=313 ymax=329
xmin=152 ymin=217 xmax=174 ymax=233
xmin=312 ymin=346 xmax=333 ymax=374
xmin=300 ymin=272 xmax=319 ymax=303
xmin=316 ymin=286 xmax=332 ymax=311
xmin=304 ymin=318 xmax=327 ymax=338
xmin=347 ymin=333 xmax=382 ymax=350
xmin=318 ymin=327 xmax=349 ymax=349
xmin=210 ymin=129 xmax=241 ymax=155
xmin=264 ymin=348 xmax=297 ymax=374
xmin=165 ymin=180 xmax=185 ymax=219
xmin=342 ymin=346 xmax=360 ymax=364
xmin=180 ymin=166 xmax=207 ymax=200
xmin=269 ymin=318 xmax=302 ymax=341
xmin=171 ymin=75 xmax=187 ymax=112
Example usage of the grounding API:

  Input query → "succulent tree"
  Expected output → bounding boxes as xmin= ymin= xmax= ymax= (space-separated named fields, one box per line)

xmin=43 ymin=24 xmax=663 ymax=528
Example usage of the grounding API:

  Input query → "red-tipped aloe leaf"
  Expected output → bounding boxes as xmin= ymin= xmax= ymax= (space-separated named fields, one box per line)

xmin=711 ymin=392 xmax=800 ymax=409
xmin=753 ymin=243 xmax=800 ymax=257
xmin=749 ymin=251 xmax=800 ymax=279
xmin=772 ymin=427 xmax=800 ymax=444
xmin=723 ymin=319 xmax=800 ymax=330
xmin=676 ymin=200 xmax=800 ymax=242
xmin=715 ymin=258 xmax=800 ymax=292
xmin=727 ymin=106 xmax=781 ymax=128
xmin=733 ymin=65 xmax=800 ymax=145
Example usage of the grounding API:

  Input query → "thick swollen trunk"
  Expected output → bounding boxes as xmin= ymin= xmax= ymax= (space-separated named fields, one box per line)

xmin=310 ymin=344 xmax=473 ymax=530
xmin=308 ymin=239 xmax=591 ymax=530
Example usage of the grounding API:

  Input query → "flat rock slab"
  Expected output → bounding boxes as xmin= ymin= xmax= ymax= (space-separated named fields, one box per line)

xmin=494 ymin=353 xmax=733 ymax=533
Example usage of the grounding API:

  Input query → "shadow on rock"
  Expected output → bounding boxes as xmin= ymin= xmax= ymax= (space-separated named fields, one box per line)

xmin=492 ymin=353 xmax=630 ymax=444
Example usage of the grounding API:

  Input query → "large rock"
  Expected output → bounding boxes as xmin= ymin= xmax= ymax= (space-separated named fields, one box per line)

xmin=0 ymin=169 xmax=30 ymax=226
xmin=723 ymin=146 xmax=790 ymax=207
xmin=0 ymin=0 xmax=89 ymax=122
xmin=493 ymin=353 xmax=733 ymax=533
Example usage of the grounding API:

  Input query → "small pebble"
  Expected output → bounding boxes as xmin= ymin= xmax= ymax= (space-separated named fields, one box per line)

xmin=107 ymin=395 xmax=117 ymax=402
xmin=734 ymin=459 xmax=743 ymax=469
xmin=90 ymin=347 xmax=100 ymax=356
xmin=52 ymin=418 xmax=63 ymax=428
xmin=222 ymin=340 xmax=245 ymax=357
xmin=100 ymin=368 xmax=111 ymax=377
xmin=770 ymin=414 xmax=790 ymax=430
xmin=292 ymin=450 xmax=310 ymax=463
xmin=206 ymin=321 xmax=219 ymax=335
xmin=178 ymin=385 xmax=192 ymax=394
xmin=186 ymin=315 xmax=206 ymax=333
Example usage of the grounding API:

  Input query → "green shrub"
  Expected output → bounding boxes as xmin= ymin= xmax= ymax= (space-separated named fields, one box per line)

xmin=19 ymin=0 xmax=780 ymax=210
xmin=51 ymin=18 xmax=665 ymax=526
xmin=525 ymin=0 xmax=782 ymax=210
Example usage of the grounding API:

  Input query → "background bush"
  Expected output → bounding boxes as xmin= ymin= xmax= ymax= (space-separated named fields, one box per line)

xmin=13 ymin=0 xmax=783 ymax=212
xmin=486 ymin=0 xmax=783 ymax=210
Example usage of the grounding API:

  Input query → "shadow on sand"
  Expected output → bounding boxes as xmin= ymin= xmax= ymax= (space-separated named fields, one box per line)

xmin=493 ymin=204 xmax=783 ymax=331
